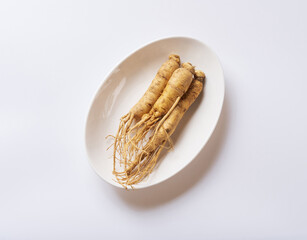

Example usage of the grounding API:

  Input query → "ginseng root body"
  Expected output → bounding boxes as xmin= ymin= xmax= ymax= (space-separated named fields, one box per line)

xmin=112 ymin=55 xmax=180 ymax=178
xmin=118 ymin=70 xmax=206 ymax=186
xmin=114 ymin=63 xmax=195 ymax=182
xmin=125 ymin=63 xmax=195 ymax=150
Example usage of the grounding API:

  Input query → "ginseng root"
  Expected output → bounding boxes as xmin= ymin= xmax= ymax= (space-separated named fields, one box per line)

xmin=114 ymin=63 xmax=195 ymax=184
xmin=120 ymin=70 xmax=205 ymax=186
xmin=112 ymin=54 xmax=180 ymax=177
xmin=125 ymin=62 xmax=195 ymax=152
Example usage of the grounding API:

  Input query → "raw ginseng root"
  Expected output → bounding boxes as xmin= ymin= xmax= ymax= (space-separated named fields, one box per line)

xmin=115 ymin=63 xmax=195 ymax=183
xmin=121 ymin=70 xmax=205 ymax=186
xmin=112 ymin=55 xmax=180 ymax=178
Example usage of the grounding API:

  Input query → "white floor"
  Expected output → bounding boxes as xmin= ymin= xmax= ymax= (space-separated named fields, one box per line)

xmin=1 ymin=0 xmax=307 ymax=239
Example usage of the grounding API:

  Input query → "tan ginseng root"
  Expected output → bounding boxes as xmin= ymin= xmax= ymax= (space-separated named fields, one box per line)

xmin=127 ymin=62 xmax=195 ymax=145
xmin=123 ymin=70 xmax=205 ymax=186
xmin=115 ymin=63 xmax=195 ymax=183
xmin=112 ymin=54 xmax=180 ymax=178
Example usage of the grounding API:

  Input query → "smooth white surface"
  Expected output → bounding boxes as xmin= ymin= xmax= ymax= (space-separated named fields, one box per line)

xmin=86 ymin=37 xmax=224 ymax=188
xmin=1 ymin=0 xmax=307 ymax=239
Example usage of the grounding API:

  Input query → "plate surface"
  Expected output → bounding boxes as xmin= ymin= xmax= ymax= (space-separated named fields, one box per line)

xmin=85 ymin=37 xmax=224 ymax=189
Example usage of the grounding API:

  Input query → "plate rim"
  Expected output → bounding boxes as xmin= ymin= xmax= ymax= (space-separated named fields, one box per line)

xmin=85 ymin=36 xmax=225 ymax=189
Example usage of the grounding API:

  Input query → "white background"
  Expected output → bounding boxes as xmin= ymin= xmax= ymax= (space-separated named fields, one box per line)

xmin=1 ymin=0 xmax=307 ymax=239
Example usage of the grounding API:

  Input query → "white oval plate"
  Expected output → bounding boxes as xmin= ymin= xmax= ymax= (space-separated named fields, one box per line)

xmin=85 ymin=37 xmax=224 ymax=189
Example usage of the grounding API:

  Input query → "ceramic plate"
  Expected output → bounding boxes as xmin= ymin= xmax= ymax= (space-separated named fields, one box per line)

xmin=85 ymin=37 xmax=224 ymax=189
